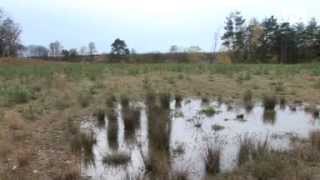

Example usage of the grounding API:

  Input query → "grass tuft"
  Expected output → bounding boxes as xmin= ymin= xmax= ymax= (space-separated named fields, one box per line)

xmin=102 ymin=152 xmax=131 ymax=166
xmin=263 ymin=96 xmax=277 ymax=111
xmin=200 ymin=106 xmax=218 ymax=117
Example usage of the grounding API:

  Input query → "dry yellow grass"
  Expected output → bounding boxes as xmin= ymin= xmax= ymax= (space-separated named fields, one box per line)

xmin=5 ymin=111 xmax=26 ymax=130
xmin=0 ymin=59 xmax=320 ymax=179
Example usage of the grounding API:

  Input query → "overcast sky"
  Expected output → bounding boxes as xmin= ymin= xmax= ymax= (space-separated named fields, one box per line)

xmin=1 ymin=0 xmax=319 ymax=53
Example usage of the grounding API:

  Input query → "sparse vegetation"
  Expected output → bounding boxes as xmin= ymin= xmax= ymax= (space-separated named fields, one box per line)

xmin=310 ymin=130 xmax=320 ymax=151
xmin=212 ymin=124 xmax=225 ymax=132
xmin=263 ymin=96 xmax=277 ymax=111
xmin=2 ymin=1 xmax=320 ymax=179
xmin=205 ymin=147 xmax=221 ymax=175
xmin=200 ymin=106 xmax=218 ymax=117
xmin=1 ymin=60 xmax=320 ymax=179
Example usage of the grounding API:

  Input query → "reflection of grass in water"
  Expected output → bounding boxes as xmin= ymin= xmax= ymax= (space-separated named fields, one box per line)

xmin=263 ymin=110 xmax=276 ymax=124
xmin=122 ymin=106 xmax=141 ymax=141
xmin=107 ymin=109 xmax=119 ymax=150
xmin=172 ymin=143 xmax=185 ymax=156
xmin=160 ymin=93 xmax=171 ymax=109
xmin=146 ymin=92 xmax=171 ymax=179
xmin=120 ymin=95 xmax=130 ymax=109
xmin=205 ymin=147 xmax=221 ymax=175
xmin=82 ymin=133 xmax=96 ymax=167
xmin=175 ymin=94 xmax=183 ymax=108
xmin=70 ymin=132 xmax=96 ymax=168
xmin=102 ymin=152 xmax=131 ymax=167
xmin=238 ymin=136 xmax=254 ymax=166
xmin=95 ymin=108 xmax=105 ymax=128
xmin=238 ymin=136 xmax=270 ymax=166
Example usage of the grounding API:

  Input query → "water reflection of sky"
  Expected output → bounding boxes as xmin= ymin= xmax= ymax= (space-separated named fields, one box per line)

xmin=80 ymin=98 xmax=320 ymax=180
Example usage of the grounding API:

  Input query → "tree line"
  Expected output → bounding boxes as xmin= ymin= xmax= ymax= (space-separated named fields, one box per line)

xmin=221 ymin=11 xmax=320 ymax=63
xmin=1 ymin=8 xmax=320 ymax=63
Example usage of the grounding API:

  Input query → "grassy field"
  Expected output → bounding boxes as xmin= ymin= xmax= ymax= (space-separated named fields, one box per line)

xmin=1 ymin=58 xmax=320 ymax=179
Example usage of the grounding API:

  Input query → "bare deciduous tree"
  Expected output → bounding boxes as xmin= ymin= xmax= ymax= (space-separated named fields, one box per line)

xmin=88 ymin=42 xmax=96 ymax=56
xmin=49 ymin=41 xmax=62 ymax=57
xmin=0 ymin=9 xmax=22 ymax=57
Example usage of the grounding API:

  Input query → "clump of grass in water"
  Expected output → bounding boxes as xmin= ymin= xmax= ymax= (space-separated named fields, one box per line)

xmin=175 ymin=94 xmax=183 ymax=108
xmin=263 ymin=96 xmax=277 ymax=111
xmin=238 ymin=136 xmax=270 ymax=166
xmin=102 ymin=152 xmax=131 ymax=166
xmin=120 ymin=95 xmax=130 ymax=109
xmin=160 ymin=93 xmax=171 ymax=109
xmin=81 ymin=133 xmax=97 ymax=167
xmin=106 ymin=95 xmax=117 ymax=109
xmin=238 ymin=136 xmax=254 ymax=166
xmin=279 ymin=97 xmax=286 ymax=109
xmin=212 ymin=124 xmax=225 ymax=132
xmin=200 ymin=106 xmax=218 ymax=117
xmin=70 ymin=132 xmax=96 ymax=167
xmin=201 ymin=97 xmax=210 ymax=106
xmin=243 ymin=90 xmax=253 ymax=112
xmin=172 ymin=143 xmax=185 ymax=156
xmin=237 ymin=137 xmax=291 ymax=180
xmin=95 ymin=108 xmax=105 ymax=128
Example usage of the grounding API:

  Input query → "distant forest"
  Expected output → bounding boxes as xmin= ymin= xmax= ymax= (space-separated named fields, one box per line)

xmin=0 ymin=9 xmax=320 ymax=63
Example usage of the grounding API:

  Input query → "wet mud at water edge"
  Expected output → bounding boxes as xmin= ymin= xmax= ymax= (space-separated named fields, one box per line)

xmin=76 ymin=96 xmax=320 ymax=180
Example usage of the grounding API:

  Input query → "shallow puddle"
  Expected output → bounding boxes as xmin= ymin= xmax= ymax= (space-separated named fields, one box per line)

xmin=79 ymin=98 xmax=320 ymax=180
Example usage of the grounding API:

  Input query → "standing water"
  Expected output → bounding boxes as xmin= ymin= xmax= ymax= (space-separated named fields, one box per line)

xmin=78 ymin=97 xmax=320 ymax=180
